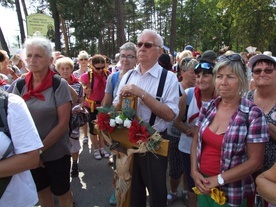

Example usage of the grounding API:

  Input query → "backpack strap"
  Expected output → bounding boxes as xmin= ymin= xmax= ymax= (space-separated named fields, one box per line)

xmin=178 ymin=82 xmax=185 ymax=96
xmin=88 ymin=71 xmax=94 ymax=90
xmin=52 ymin=73 xmax=61 ymax=92
xmin=16 ymin=78 xmax=26 ymax=94
xmin=125 ymin=69 xmax=134 ymax=84
xmin=186 ymin=87 xmax=195 ymax=105
xmin=112 ymin=71 xmax=120 ymax=89
xmin=0 ymin=91 xmax=10 ymax=138
xmin=16 ymin=73 xmax=61 ymax=94
xmin=124 ymin=68 xmax=168 ymax=126
xmin=149 ymin=68 xmax=168 ymax=126
xmin=0 ymin=91 xmax=12 ymax=199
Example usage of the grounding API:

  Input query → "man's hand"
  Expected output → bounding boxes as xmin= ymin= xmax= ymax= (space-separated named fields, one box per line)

xmin=119 ymin=84 xmax=144 ymax=98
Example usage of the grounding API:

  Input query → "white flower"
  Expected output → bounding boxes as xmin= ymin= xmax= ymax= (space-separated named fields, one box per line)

xmin=115 ymin=116 xmax=123 ymax=124
xmin=109 ymin=119 xmax=116 ymax=127
xmin=124 ymin=118 xmax=132 ymax=128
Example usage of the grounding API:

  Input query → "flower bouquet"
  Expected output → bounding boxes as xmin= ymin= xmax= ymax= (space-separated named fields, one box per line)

xmin=95 ymin=105 xmax=169 ymax=156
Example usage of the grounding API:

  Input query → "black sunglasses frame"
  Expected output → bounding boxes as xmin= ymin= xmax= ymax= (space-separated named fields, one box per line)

xmin=136 ymin=42 xmax=161 ymax=49
xmin=93 ymin=66 xmax=105 ymax=70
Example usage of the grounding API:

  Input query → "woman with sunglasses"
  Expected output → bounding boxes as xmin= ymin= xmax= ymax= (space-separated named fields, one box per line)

xmin=191 ymin=53 xmax=269 ymax=207
xmin=247 ymin=54 xmax=276 ymax=207
xmin=80 ymin=54 xmax=110 ymax=160
xmin=73 ymin=50 xmax=91 ymax=145
xmin=174 ymin=59 xmax=216 ymax=206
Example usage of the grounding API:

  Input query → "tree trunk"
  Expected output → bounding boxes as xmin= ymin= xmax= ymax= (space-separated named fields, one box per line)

xmin=115 ymin=0 xmax=126 ymax=50
xmin=60 ymin=16 xmax=69 ymax=56
xmin=169 ymin=0 xmax=177 ymax=57
xmin=0 ymin=26 xmax=10 ymax=56
xmin=49 ymin=0 xmax=61 ymax=51
xmin=15 ymin=0 xmax=26 ymax=45
xmin=21 ymin=0 xmax=28 ymax=17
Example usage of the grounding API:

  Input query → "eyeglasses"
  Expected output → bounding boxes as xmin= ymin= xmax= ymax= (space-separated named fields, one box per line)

xmin=252 ymin=68 xmax=275 ymax=75
xmin=93 ymin=66 xmax=105 ymax=70
xmin=79 ymin=58 xmax=88 ymax=61
xmin=136 ymin=42 xmax=161 ymax=49
xmin=120 ymin=55 xmax=136 ymax=60
xmin=195 ymin=62 xmax=213 ymax=70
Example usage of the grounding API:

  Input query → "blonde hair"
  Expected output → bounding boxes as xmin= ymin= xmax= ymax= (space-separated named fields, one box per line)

xmin=214 ymin=57 xmax=248 ymax=96
xmin=77 ymin=50 xmax=89 ymax=60
xmin=180 ymin=58 xmax=198 ymax=71
xmin=178 ymin=50 xmax=193 ymax=61
xmin=55 ymin=57 xmax=74 ymax=71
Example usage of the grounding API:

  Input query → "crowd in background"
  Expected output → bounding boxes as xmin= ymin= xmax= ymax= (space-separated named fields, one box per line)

xmin=0 ymin=30 xmax=275 ymax=207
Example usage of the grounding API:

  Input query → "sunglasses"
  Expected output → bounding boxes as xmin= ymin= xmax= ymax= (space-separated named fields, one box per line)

xmin=183 ymin=57 xmax=193 ymax=63
xmin=93 ymin=66 xmax=105 ymax=70
xmin=252 ymin=68 xmax=275 ymax=75
xmin=136 ymin=42 xmax=161 ymax=49
xmin=120 ymin=55 xmax=136 ymax=60
xmin=195 ymin=62 xmax=213 ymax=70
xmin=79 ymin=58 xmax=88 ymax=61
xmin=218 ymin=53 xmax=246 ymax=64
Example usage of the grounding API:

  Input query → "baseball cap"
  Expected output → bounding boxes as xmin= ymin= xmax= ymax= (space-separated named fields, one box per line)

xmin=200 ymin=50 xmax=217 ymax=64
xmin=184 ymin=45 xmax=193 ymax=51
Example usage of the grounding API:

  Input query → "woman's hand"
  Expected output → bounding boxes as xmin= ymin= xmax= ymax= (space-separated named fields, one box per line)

xmin=84 ymin=87 xmax=91 ymax=95
xmin=191 ymin=170 xmax=211 ymax=194
xmin=205 ymin=175 xmax=220 ymax=189
xmin=186 ymin=125 xmax=197 ymax=137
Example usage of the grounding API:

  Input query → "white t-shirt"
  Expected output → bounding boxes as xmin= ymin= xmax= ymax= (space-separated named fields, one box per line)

xmin=178 ymin=87 xmax=208 ymax=154
xmin=0 ymin=93 xmax=43 ymax=207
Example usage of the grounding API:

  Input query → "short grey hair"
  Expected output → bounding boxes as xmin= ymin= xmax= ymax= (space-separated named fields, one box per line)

xmin=180 ymin=58 xmax=198 ymax=71
xmin=24 ymin=36 xmax=52 ymax=59
xmin=213 ymin=56 xmax=248 ymax=96
xmin=137 ymin=29 xmax=163 ymax=47
xmin=56 ymin=57 xmax=74 ymax=71
xmin=119 ymin=42 xmax=137 ymax=55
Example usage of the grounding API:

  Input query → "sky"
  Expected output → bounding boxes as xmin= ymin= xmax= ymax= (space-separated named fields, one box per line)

xmin=0 ymin=6 xmax=22 ymax=47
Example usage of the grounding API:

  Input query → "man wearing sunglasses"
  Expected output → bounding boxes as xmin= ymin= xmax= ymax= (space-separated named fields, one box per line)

xmin=113 ymin=29 xmax=179 ymax=207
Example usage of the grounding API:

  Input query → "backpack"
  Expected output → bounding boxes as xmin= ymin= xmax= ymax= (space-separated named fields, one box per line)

xmin=70 ymin=106 xmax=89 ymax=131
xmin=111 ymin=71 xmax=120 ymax=90
xmin=0 ymin=90 xmax=13 ymax=198
xmin=16 ymin=74 xmax=75 ymax=134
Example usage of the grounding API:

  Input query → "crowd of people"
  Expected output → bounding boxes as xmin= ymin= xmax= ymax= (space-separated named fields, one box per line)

xmin=0 ymin=28 xmax=275 ymax=207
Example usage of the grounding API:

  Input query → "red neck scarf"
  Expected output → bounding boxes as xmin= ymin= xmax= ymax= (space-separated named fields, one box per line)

xmin=68 ymin=74 xmax=79 ymax=85
xmin=0 ymin=79 xmax=6 ymax=86
xmin=22 ymin=69 xmax=55 ymax=101
xmin=95 ymin=72 xmax=106 ymax=92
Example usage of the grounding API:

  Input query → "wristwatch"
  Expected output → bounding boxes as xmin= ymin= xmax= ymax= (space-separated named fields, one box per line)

xmin=217 ymin=174 xmax=225 ymax=186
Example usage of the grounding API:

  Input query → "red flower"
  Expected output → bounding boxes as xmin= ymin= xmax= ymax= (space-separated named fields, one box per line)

xmin=129 ymin=120 xmax=150 ymax=143
xmin=97 ymin=113 xmax=115 ymax=133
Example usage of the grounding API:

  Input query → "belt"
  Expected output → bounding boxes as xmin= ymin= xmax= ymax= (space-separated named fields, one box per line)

xmin=85 ymin=97 xmax=101 ymax=112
